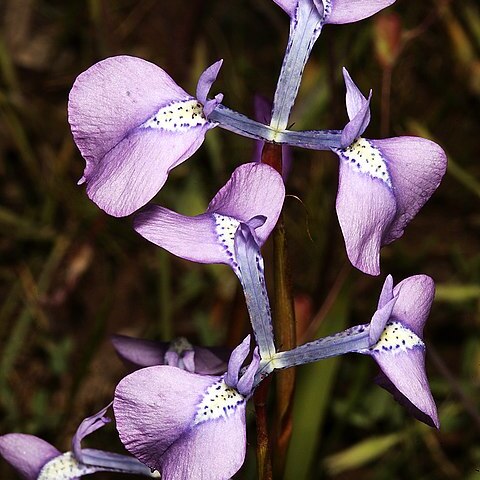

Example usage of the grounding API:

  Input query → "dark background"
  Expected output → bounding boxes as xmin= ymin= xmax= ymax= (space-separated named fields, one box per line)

xmin=0 ymin=0 xmax=479 ymax=478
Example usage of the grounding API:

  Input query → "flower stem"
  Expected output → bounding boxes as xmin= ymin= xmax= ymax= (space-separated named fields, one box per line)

xmin=253 ymin=377 xmax=273 ymax=480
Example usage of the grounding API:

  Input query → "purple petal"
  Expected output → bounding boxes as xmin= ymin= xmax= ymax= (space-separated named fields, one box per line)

xmin=114 ymin=366 xmax=217 ymax=467
xmin=372 ymin=347 xmax=439 ymax=428
xmin=335 ymin=154 xmax=397 ymax=275
xmin=340 ymin=69 xmax=371 ymax=147
xmin=158 ymin=407 xmax=246 ymax=479
xmin=72 ymin=403 xmax=112 ymax=462
xmin=196 ymin=60 xmax=223 ymax=114
xmin=225 ymin=335 xmax=251 ymax=389
xmin=325 ymin=0 xmax=396 ymax=24
xmin=193 ymin=346 xmax=231 ymax=375
xmin=207 ymin=162 xmax=285 ymax=245
xmin=134 ymin=162 xmax=284 ymax=267
xmin=368 ymin=295 xmax=397 ymax=344
xmin=111 ymin=335 xmax=168 ymax=369
xmin=114 ymin=366 xmax=248 ymax=478
xmin=377 ymin=274 xmax=394 ymax=309
xmin=85 ymin=126 xmax=210 ymax=217
xmin=391 ymin=275 xmax=435 ymax=338
xmin=370 ymin=137 xmax=447 ymax=244
xmin=375 ymin=371 xmax=439 ymax=428
xmin=134 ymin=208 xmax=229 ymax=264
xmin=69 ymin=55 xmax=190 ymax=170
xmin=237 ymin=347 xmax=261 ymax=396
xmin=0 ymin=434 xmax=60 ymax=479
xmin=272 ymin=0 xmax=298 ymax=18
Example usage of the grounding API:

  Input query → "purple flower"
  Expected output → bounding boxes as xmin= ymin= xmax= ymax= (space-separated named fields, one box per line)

xmin=358 ymin=275 xmax=439 ymax=428
xmin=332 ymin=69 xmax=447 ymax=275
xmin=111 ymin=334 xmax=231 ymax=375
xmin=68 ymin=56 xmax=223 ymax=217
xmin=0 ymin=404 xmax=158 ymax=479
xmin=114 ymin=335 xmax=260 ymax=479
xmin=133 ymin=162 xmax=285 ymax=272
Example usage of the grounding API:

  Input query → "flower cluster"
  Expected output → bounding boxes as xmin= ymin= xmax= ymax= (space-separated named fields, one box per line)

xmin=1 ymin=1 xmax=447 ymax=479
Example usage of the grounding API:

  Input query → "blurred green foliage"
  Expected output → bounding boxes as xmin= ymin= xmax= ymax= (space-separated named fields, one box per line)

xmin=0 ymin=0 xmax=479 ymax=478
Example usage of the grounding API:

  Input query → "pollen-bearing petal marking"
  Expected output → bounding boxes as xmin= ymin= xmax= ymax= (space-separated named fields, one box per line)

xmin=142 ymin=99 xmax=208 ymax=131
xmin=339 ymin=137 xmax=392 ymax=187
xmin=370 ymin=321 xmax=424 ymax=354
xmin=194 ymin=378 xmax=245 ymax=425
xmin=213 ymin=213 xmax=240 ymax=265
xmin=38 ymin=452 xmax=97 ymax=480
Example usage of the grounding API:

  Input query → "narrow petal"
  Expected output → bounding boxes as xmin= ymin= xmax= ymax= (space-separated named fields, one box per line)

xmin=237 ymin=348 xmax=261 ymax=396
xmin=377 ymin=274 xmax=394 ymax=309
xmin=370 ymin=137 xmax=447 ymax=244
xmin=342 ymin=67 xmax=369 ymax=122
xmin=368 ymin=296 xmax=397 ymax=344
xmin=134 ymin=208 xmax=229 ymax=264
xmin=114 ymin=366 xmax=217 ymax=467
xmin=72 ymin=403 xmax=112 ymax=462
xmin=196 ymin=60 xmax=223 ymax=114
xmin=0 ymin=434 xmax=60 ymax=480
xmin=372 ymin=347 xmax=439 ymax=428
xmin=391 ymin=275 xmax=435 ymax=338
xmin=225 ymin=335 xmax=251 ymax=389
xmin=325 ymin=0 xmax=396 ymax=24
xmin=207 ymin=163 xmax=285 ymax=245
xmin=335 ymin=152 xmax=397 ymax=275
xmin=111 ymin=335 xmax=168 ymax=369
xmin=85 ymin=126 xmax=209 ymax=217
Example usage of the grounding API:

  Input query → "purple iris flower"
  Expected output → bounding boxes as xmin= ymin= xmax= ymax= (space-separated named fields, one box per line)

xmin=111 ymin=334 xmax=231 ymax=375
xmin=0 ymin=404 xmax=159 ymax=479
xmin=358 ymin=274 xmax=439 ymax=428
xmin=114 ymin=335 xmax=260 ymax=479
xmin=265 ymin=274 xmax=438 ymax=427
xmin=332 ymin=69 xmax=447 ymax=275
xmin=68 ymin=56 xmax=223 ymax=217
xmin=133 ymin=162 xmax=285 ymax=273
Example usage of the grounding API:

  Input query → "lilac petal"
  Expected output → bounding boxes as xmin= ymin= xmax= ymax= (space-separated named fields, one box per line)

xmin=85 ymin=126 xmax=210 ymax=217
xmin=207 ymin=162 xmax=285 ymax=245
xmin=237 ymin=348 xmax=261 ymax=396
xmin=114 ymin=366 xmax=248 ymax=478
xmin=370 ymin=137 xmax=447 ymax=244
xmin=368 ymin=295 xmax=397 ymax=344
xmin=340 ymin=69 xmax=371 ymax=147
xmin=375 ymin=372 xmax=439 ymax=428
xmin=335 ymin=156 xmax=397 ymax=275
xmin=114 ymin=366 xmax=217 ymax=467
xmin=72 ymin=403 xmax=112 ymax=462
xmin=111 ymin=335 xmax=168 ymax=369
xmin=377 ymin=274 xmax=394 ymax=309
xmin=343 ymin=68 xmax=369 ymax=121
xmin=134 ymin=162 xmax=284 ymax=267
xmin=225 ymin=335 xmax=251 ymax=389
xmin=391 ymin=275 xmax=435 ymax=338
xmin=159 ymin=406 xmax=246 ymax=480
xmin=372 ymin=347 xmax=439 ymax=428
xmin=134 ymin=208 xmax=228 ymax=264
xmin=272 ymin=0 xmax=298 ymax=18
xmin=0 ymin=434 xmax=60 ymax=480
xmin=196 ymin=60 xmax=223 ymax=112
xmin=193 ymin=346 xmax=231 ymax=375
xmin=325 ymin=0 xmax=396 ymax=25
xmin=69 ymin=55 xmax=190 ymax=170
